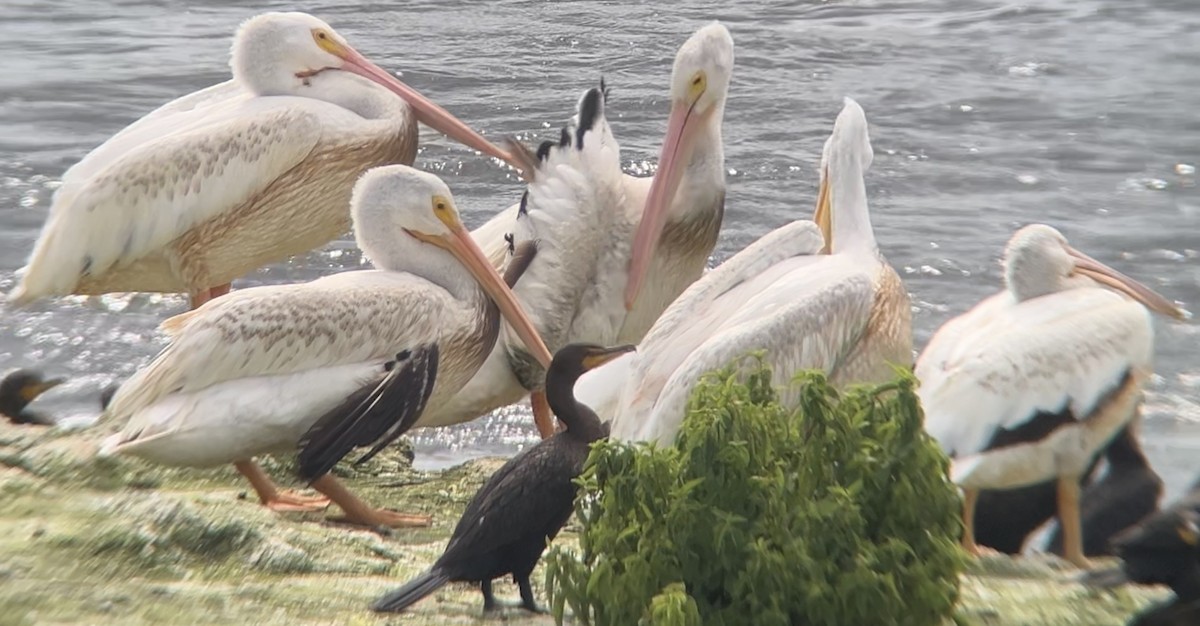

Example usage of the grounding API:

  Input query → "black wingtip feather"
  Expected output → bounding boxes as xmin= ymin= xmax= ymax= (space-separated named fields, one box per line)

xmin=558 ymin=127 xmax=570 ymax=148
xmin=535 ymin=140 xmax=554 ymax=162
xmin=517 ymin=189 xmax=530 ymax=217
xmin=575 ymin=87 xmax=604 ymax=150
xmin=296 ymin=345 xmax=440 ymax=482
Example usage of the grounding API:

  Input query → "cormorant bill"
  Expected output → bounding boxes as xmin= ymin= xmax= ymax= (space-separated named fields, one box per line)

xmin=0 ymin=369 xmax=65 ymax=426
xmin=371 ymin=342 xmax=635 ymax=614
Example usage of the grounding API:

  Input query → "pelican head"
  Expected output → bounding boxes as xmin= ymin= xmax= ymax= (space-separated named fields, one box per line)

xmin=1004 ymin=224 xmax=1186 ymax=320
xmin=813 ymin=98 xmax=876 ymax=255
xmin=350 ymin=165 xmax=553 ymax=367
xmin=230 ymin=12 xmax=523 ymax=177
xmin=625 ymin=21 xmax=734 ymax=309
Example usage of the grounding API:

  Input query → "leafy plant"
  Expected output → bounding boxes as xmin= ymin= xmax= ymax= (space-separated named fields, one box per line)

xmin=545 ymin=358 xmax=964 ymax=626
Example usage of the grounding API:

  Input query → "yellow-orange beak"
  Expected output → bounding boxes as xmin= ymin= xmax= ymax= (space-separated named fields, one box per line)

xmin=579 ymin=344 xmax=636 ymax=372
xmin=1067 ymin=246 xmax=1187 ymax=320
xmin=409 ymin=224 xmax=553 ymax=368
xmin=335 ymin=45 xmax=530 ymax=182
xmin=813 ymin=165 xmax=832 ymax=254
xmin=625 ymin=101 xmax=711 ymax=310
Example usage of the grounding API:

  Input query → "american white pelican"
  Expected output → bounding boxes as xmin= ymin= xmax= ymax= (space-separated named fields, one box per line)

xmin=8 ymin=11 xmax=523 ymax=310
xmin=99 ymin=165 xmax=552 ymax=529
xmin=574 ymin=97 xmax=913 ymax=445
xmin=917 ymin=223 xmax=1187 ymax=568
xmin=452 ymin=22 xmax=734 ymax=439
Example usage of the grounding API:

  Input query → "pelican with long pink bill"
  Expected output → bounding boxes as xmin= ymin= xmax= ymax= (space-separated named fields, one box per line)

xmin=917 ymin=223 xmax=1189 ymax=569
xmin=574 ymin=98 xmax=913 ymax=445
xmin=99 ymin=165 xmax=551 ymax=529
xmin=8 ymin=11 xmax=524 ymax=313
xmin=456 ymin=22 xmax=734 ymax=439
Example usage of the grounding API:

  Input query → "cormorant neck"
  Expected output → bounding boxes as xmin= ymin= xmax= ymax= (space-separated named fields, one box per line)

xmin=1105 ymin=427 xmax=1150 ymax=468
xmin=0 ymin=393 xmax=28 ymax=421
xmin=546 ymin=370 xmax=606 ymax=442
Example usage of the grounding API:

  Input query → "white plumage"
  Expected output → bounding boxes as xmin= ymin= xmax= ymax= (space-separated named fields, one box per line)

xmin=9 ymin=11 xmax=520 ymax=308
xmin=442 ymin=23 xmax=734 ymax=439
xmin=579 ymin=98 xmax=913 ymax=446
xmin=99 ymin=165 xmax=551 ymax=530
xmin=916 ymin=222 xmax=1187 ymax=567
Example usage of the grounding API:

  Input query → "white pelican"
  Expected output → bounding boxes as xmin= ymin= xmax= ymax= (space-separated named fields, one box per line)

xmin=99 ymin=165 xmax=552 ymax=529
xmin=8 ymin=11 xmax=523 ymax=310
xmin=574 ymin=97 xmax=913 ymax=445
xmin=451 ymin=22 xmax=734 ymax=438
xmin=917 ymin=223 xmax=1187 ymax=568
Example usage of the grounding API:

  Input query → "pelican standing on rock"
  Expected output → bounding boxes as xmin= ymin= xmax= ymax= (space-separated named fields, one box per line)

xmin=99 ymin=166 xmax=551 ymax=528
xmin=576 ymin=98 xmax=912 ymax=445
xmin=8 ymin=11 xmax=523 ymax=310
xmin=917 ymin=223 xmax=1187 ymax=568
xmin=451 ymin=22 xmax=734 ymax=439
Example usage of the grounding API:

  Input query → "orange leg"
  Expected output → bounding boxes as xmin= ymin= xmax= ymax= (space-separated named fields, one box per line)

xmin=1057 ymin=476 xmax=1092 ymax=569
xmin=310 ymin=474 xmax=432 ymax=529
xmin=234 ymin=460 xmax=331 ymax=512
xmin=531 ymin=390 xmax=562 ymax=439
xmin=960 ymin=487 xmax=1001 ymax=558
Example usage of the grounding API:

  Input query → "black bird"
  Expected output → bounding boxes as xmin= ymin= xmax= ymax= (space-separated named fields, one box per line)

xmin=371 ymin=342 xmax=634 ymax=614
xmin=973 ymin=424 xmax=1162 ymax=556
xmin=1081 ymin=477 xmax=1200 ymax=625
xmin=0 ymin=369 xmax=65 ymax=426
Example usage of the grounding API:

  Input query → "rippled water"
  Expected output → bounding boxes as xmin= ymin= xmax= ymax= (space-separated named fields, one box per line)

xmin=1 ymin=1 xmax=1196 ymax=497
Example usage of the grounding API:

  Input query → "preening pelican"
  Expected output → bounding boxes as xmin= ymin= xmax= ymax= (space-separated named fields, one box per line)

xmin=575 ymin=97 xmax=912 ymax=445
xmin=8 ymin=11 xmax=522 ymax=310
xmin=917 ymin=223 xmax=1187 ymax=568
xmin=451 ymin=22 xmax=733 ymax=438
xmin=99 ymin=166 xmax=551 ymax=529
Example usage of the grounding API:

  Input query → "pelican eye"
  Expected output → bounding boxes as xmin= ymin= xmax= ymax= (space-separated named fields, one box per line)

xmin=311 ymin=28 xmax=341 ymax=54
xmin=688 ymin=70 xmax=707 ymax=103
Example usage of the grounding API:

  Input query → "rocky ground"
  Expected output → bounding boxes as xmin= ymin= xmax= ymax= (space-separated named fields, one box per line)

xmin=0 ymin=421 xmax=1169 ymax=626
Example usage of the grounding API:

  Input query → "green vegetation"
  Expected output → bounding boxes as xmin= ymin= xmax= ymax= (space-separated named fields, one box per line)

xmin=545 ymin=362 xmax=964 ymax=626
xmin=0 ymin=380 xmax=1170 ymax=626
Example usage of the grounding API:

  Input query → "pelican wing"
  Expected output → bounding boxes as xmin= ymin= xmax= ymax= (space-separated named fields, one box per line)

xmin=918 ymin=288 xmax=1154 ymax=459
xmin=296 ymin=344 xmax=440 ymax=481
xmin=10 ymin=96 xmax=337 ymax=303
xmin=104 ymin=271 xmax=460 ymax=429
xmin=576 ymin=220 xmax=824 ymax=423
xmin=615 ymin=259 xmax=878 ymax=444
xmin=504 ymin=85 xmax=626 ymax=353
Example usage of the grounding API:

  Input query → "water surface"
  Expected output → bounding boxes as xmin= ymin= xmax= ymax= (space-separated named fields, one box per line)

xmin=0 ymin=1 xmax=1196 ymax=501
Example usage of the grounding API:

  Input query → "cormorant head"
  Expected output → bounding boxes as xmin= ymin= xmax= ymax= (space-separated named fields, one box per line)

xmin=548 ymin=343 xmax=636 ymax=387
xmin=1112 ymin=508 xmax=1200 ymax=587
xmin=0 ymin=369 xmax=65 ymax=418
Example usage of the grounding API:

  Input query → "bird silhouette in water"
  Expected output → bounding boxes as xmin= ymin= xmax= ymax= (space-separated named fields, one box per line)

xmin=0 ymin=369 xmax=65 ymax=426
xmin=371 ymin=342 xmax=634 ymax=614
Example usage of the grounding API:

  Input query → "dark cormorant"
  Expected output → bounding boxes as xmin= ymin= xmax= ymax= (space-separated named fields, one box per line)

xmin=973 ymin=424 xmax=1162 ymax=556
xmin=371 ymin=342 xmax=634 ymax=614
xmin=0 ymin=369 xmax=65 ymax=426
xmin=1081 ymin=476 xmax=1200 ymax=625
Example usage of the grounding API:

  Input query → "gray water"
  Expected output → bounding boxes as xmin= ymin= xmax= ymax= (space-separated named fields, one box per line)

xmin=1 ymin=1 xmax=1197 ymax=499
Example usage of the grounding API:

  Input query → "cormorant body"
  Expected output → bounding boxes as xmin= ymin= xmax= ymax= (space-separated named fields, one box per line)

xmin=371 ymin=342 xmax=633 ymax=614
